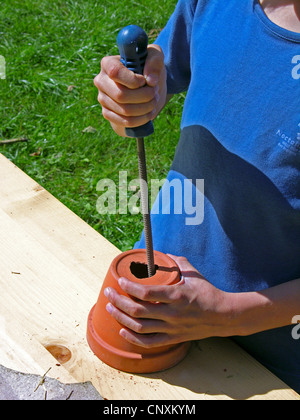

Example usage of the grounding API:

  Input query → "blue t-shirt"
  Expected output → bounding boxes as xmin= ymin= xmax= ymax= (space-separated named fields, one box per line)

xmin=135 ymin=0 xmax=300 ymax=392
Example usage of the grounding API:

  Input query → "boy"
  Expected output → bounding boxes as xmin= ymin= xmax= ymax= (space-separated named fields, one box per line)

xmin=94 ymin=0 xmax=300 ymax=392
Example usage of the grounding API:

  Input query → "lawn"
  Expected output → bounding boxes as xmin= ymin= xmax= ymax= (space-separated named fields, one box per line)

xmin=0 ymin=0 xmax=184 ymax=251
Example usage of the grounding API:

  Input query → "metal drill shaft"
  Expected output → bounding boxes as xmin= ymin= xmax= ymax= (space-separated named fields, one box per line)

xmin=136 ymin=137 xmax=155 ymax=277
xmin=117 ymin=25 xmax=155 ymax=277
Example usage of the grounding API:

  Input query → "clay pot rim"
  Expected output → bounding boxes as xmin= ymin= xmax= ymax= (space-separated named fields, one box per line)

xmin=110 ymin=248 xmax=180 ymax=286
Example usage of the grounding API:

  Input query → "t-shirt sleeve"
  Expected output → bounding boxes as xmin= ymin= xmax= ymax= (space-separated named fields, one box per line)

xmin=154 ymin=0 xmax=198 ymax=94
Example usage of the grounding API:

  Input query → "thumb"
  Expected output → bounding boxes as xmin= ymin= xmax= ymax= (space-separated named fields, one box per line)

xmin=167 ymin=254 xmax=206 ymax=280
xmin=144 ymin=44 xmax=165 ymax=87
xmin=101 ymin=55 xmax=146 ymax=89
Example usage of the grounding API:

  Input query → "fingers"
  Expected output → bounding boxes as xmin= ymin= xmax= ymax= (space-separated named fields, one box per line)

xmin=117 ymin=277 xmax=179 ymax=303
xmin=94 ymin=45 xmax=166 ymax=135
xmin=106 ymin=302 xmax=167 ymax=335
xmin=104 ymin=286 xmax=171 ymax=340
xmin=97 ymin=76 xmax=158 ymax=127
xmin=100 ymin=105 xmax=156 ymax=129
xmin=119 ymin=328 xmax=175 ymax=348
xmin=104 ymin=286 xmax=169 ymax=319
xmin=95 ymin=74 xmax=158 ymax=104
xmin=94 ymin=68 xmax=158 ymax=128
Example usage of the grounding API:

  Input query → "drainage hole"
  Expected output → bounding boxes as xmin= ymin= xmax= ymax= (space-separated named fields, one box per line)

xmin=130 ymin=262 xmax=158 ymax=279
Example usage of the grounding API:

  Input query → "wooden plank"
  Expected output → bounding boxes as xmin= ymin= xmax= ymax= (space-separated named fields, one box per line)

xmin=0 ymin=153 xmax=299 ymax=400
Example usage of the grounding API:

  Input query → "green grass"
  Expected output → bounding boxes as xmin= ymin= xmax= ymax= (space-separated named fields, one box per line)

xmin=0 ymin=0 xmax=184 ymax=251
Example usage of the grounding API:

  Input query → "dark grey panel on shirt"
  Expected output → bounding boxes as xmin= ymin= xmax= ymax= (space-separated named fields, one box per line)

xmin=170 ymin=125 xmax=300 ymax=281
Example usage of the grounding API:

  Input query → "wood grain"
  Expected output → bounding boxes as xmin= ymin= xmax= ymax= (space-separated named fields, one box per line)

xmin=0 ymin=153 xmax=298 ymax=400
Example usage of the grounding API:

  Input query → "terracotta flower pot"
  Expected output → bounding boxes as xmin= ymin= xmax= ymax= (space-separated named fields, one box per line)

xmin=87 ymin=249 xmax=190 ymax=373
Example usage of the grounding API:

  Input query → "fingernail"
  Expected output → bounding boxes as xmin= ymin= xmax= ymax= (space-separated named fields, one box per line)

xmin=104 ymin=287 xmax=110 ymax=298
xmin=106 ymin=303 xmax=113 ymax=314
xmin=118 ymin=277 xmax=125 ymax=287
xmin=119 ymin=328 xmax=126 ymax=338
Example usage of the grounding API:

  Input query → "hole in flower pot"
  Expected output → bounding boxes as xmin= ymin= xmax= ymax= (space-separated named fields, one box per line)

xmin=130 ymin=262 xmax=158 ymax=279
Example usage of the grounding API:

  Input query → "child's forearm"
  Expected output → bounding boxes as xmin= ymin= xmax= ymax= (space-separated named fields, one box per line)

xmin=229 ymin=278 xmax=300 ymax=336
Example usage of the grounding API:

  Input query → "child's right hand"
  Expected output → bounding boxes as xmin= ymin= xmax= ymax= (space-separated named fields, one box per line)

xmin=94 ymin=44 xmax=167 ymax=137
